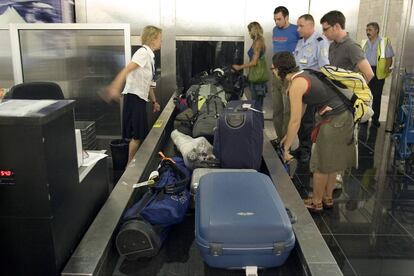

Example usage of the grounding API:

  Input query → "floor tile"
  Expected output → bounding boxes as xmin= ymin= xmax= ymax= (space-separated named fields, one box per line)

xmin=321 ymin=202 xmax=408 ymax=235
xmin=322 ymin=235 xmax=357 ymax=276
xmin=357 ymin=143 xmax=375 ymax=158
xmin=333 ymin=235 xmax=414 ymax=276
xmin=310 ymin=213 xmax=331 ymax=234
xmin=362 ymin=174 xmax=414 ymax=202
xmin=336 ymin=174 xmax=372 ymax=200
xmin=387 ymin=175 xmax=414 ymax=200
xmin=351 ymin=157 xmax=376 ymax=176
xmin=387 ymin=202 xmax=414 ymax=238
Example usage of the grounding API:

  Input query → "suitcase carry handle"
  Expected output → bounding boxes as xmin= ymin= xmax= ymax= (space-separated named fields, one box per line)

xmin=245 ymin=266 xmax=258 ymax=276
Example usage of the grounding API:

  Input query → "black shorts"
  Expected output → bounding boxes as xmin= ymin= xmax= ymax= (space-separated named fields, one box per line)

xmin=122 ymin=93 xmax=148 ymax=141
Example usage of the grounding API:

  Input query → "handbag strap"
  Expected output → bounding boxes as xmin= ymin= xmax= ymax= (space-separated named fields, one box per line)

xmin=122 ymin=190 xmax=157 ymax=222
xmin=155 ymin=152 xmax=189 ymax=194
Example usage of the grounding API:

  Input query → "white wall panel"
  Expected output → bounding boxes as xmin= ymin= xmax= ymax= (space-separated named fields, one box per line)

xmin=246 ymin=0 xmax=309 ymax=25
xmin=83 ymin=0 xmax=160 ymax=35
xmin=176 ymin=0 xmax=245 ymax=36
xmin=159 ymin=0 xmax=176 ymax=104
xmin=309 ymin=0 xmax=360 ymax=39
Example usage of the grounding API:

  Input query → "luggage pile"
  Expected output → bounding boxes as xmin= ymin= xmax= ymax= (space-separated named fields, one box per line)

xmin=115 ymin=67 xmax=296 ymax=274
xmin=174 ymin=67 xmax=246 ymax=142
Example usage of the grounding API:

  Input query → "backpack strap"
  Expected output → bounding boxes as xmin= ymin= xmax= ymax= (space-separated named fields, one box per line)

xmin=304 ymin=69 xmax=355 ymax=113
xmin=291 ymin=70 xmax=304 ymax=80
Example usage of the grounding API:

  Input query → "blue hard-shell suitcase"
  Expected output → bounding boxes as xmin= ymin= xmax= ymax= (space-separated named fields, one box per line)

xmin=195 ymin=171 xmax=295 ymax=269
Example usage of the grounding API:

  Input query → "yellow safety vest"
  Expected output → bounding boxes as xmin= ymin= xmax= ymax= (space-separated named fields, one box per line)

xmin=361 ymin=37 xmax=391 ymax=80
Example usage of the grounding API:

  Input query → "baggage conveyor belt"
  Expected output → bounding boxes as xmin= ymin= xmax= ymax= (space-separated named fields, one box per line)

xmin=62 ymin=94 xmax=343 ymax=276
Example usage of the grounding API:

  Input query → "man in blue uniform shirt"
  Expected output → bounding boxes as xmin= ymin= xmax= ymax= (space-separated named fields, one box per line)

xmin=272 ymin=6 xmax=300 ymax=142
xmin=294 ymin=14 xmax=330 ymax=71
xmin=293 ymin=14 xmax=330 ymax=163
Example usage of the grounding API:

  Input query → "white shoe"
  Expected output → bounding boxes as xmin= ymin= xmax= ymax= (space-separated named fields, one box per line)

xmin=335 ymin=174 xmax=343 ymax=190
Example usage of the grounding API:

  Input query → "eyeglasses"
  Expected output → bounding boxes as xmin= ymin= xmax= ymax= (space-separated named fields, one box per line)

xmin=322 ymin=25 xmax=332 ymax=32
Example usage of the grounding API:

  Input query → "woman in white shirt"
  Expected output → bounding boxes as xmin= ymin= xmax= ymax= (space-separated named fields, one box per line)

xmin=105 ymin=25 xmax=162 ymax=165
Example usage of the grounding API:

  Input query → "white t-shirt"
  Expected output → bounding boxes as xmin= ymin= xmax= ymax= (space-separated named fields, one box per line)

xmin=122 ymin=45 xmax=155 ymax=101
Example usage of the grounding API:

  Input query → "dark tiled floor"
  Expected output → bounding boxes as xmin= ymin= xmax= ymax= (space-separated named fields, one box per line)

xmin=292 ymin=123 xmax=414 ymax=276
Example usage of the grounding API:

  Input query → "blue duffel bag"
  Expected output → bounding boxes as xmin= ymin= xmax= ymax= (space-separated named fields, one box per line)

xmin=116 ymin=154 xmax=191 ymax=260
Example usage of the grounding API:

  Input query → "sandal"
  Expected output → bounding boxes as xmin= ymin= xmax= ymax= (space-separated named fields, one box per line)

xmin=322 ymin=197 xmax=334 ymax=209
xmin=304 ymin=197 xmax=323 ymax=213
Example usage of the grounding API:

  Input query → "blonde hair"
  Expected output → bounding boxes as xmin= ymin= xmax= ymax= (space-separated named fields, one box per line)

xmin=141 ymin=25 xmax=162 ymax=46
xmin=247 ymin=22 xmax=264 ymax=40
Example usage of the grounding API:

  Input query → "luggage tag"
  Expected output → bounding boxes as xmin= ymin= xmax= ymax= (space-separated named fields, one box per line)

xmin=241 ymin=103 xmax=265 ymax=114
xmin=133 ymin=171 xmax=159 ymax=189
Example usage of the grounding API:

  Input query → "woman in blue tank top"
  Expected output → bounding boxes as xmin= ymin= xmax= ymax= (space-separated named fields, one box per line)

xmin=232 ymin=22 xmax=267 ymax=110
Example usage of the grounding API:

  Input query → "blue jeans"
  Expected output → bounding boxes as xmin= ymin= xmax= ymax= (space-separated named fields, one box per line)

xmin=249 ymin=82 xmax=267 ymax=110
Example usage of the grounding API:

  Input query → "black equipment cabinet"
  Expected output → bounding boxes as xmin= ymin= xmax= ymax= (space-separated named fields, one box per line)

xmin=0 ymin=100 xmax=107 ymax=276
